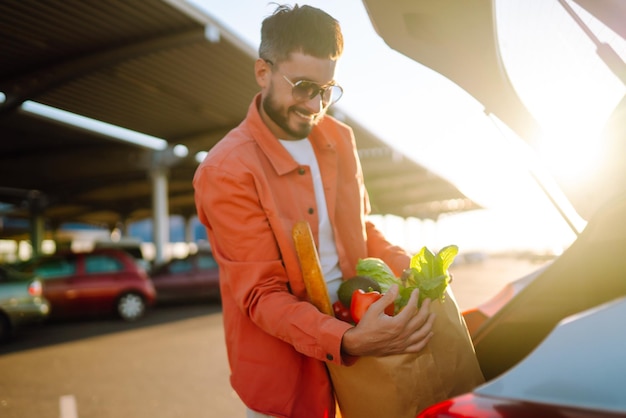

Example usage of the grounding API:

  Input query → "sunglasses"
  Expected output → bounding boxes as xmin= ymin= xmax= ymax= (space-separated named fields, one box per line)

xmin=264 ymin=59 xmax=343 ymax=108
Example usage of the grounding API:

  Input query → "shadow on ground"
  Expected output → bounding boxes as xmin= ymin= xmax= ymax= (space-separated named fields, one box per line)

xmin=0 ymin=301 xmax=222 ymax=355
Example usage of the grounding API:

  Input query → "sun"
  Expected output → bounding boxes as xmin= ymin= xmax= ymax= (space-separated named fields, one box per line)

xmin=494 ymin=0 xmax=626 ymax=190
xmin=535 ymin=114 xmax=605 ymax=187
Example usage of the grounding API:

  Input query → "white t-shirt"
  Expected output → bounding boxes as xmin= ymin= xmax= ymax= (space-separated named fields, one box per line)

xmin=279 ymin=138 xmax=342 ymax=303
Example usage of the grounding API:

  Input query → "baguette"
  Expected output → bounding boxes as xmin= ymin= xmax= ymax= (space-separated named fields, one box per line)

xmin=292 ymin=221 xmax=334 ymax=316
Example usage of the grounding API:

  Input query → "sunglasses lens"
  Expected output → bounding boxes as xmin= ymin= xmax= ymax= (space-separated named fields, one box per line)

xmin=293 ymin=81 xmax=320 ymax=101
xmin=291 ymin=80 xmax=343 ymax=107
xmin=323 ymin=86 xmax=343 ymax=106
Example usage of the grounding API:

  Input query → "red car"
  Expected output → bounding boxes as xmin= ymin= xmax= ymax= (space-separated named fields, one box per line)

xmin=360 ymin=0 xmax=626 ymax=417
xmin=149 ymin=251 xmax=220 ymax=304
xmin=418 ymin=297 xmax=626 ymax=418
xmin=20 ymin=248 xmax=156 ymax=321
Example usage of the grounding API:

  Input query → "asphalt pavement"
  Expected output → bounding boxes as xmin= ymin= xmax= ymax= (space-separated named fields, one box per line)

xmin=0 ymin=255 xmax=547 ymax=418
xmin=0 ymin=303 xmax=246 ymax=418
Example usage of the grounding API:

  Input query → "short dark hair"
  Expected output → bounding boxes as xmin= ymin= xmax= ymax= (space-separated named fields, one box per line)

xmin=259 ymin=4 xmax=343 ymax=65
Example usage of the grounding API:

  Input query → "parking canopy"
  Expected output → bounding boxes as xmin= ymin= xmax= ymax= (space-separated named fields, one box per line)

xmin=0 ymin=0 xmax=480 ymax=241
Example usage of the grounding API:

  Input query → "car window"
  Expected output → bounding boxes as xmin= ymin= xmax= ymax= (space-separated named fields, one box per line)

xmin=34 ymin=259 xmax=76 ymax=278
xmin=198 ymin=254 xmax=218 ymax=270
xmin=168 ymin=259 xmax=193 ymax=274
xmin=84 ymin=255 xmax=124 ymax=274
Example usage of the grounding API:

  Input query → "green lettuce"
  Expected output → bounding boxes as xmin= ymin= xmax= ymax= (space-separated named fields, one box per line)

xmin=355 ymin=257 xmax=400 ymax=292
xmin=355 ymin=245 xmax=458 ymax=308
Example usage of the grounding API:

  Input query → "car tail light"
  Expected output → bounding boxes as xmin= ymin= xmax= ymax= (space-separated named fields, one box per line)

xmin=417 ymin=393 xmax=592 ymax=418
xmin=418 ymin=394 xmax=505 ymax=418
xmin=28 ymin=280 xmax=43 ymax=297
xmin=416 ymin=393 xmax=626 ymax=418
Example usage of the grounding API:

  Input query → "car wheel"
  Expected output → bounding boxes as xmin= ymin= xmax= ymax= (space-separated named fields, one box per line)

xmin=116 ymin=292 xmax=146 ymax=321
xmin=0 ymin=313 xmax=11 ymax=343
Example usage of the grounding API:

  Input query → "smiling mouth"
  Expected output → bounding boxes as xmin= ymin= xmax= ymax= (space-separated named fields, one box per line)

xmin=293 ymin=108 xmax=318 ymax=122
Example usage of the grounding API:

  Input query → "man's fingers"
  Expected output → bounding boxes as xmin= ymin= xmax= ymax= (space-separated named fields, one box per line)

xmin=394 ymin=287 xmax=419 ymax=319
xmin=406 ymin=330 xmax=434 ymax=353
xmin=403 ymin=309 xmax=436 ymax=352
xmin=416 ymin=297 xmax=432 ymax=320
xmin=369 ymin=284 xmax=398 ymax=315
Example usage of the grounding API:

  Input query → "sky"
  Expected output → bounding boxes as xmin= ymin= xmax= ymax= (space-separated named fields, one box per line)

xmin=184 ymin=0 xmax=626 ymax=254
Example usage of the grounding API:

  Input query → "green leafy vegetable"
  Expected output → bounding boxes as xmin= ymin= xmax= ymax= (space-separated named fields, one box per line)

xmin=356 ymin=245 xmax=458 ymax=309
xmin=355 ymin=257 xmax=400 ymax=292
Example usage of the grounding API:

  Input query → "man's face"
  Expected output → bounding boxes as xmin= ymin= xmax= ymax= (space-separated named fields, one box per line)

xmin=260 ymin=52 xmax=337 ymax=140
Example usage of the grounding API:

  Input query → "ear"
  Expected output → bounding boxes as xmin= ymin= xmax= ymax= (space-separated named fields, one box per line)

xmin=255 ymin=58 xmax=271 ymax=88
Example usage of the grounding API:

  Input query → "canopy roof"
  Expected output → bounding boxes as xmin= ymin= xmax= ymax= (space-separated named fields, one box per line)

xmin=0 ymin=0 xmax=480 ymax=240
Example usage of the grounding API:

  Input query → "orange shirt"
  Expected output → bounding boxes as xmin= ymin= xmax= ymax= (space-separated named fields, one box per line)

xmin=193 ymin=94 xmax=410 ymax=418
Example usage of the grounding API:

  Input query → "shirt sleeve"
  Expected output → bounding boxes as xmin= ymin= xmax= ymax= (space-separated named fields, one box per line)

xmin=194 ymin=163 xmax=353 ymax=365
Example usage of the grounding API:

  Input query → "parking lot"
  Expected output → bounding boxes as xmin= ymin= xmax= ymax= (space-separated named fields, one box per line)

xmin=0 ymin=255 xmax=545 ymax=418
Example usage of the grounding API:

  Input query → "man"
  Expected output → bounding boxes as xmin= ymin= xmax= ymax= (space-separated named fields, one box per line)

xmin=193 ymin=4 xmax=435 ymax=417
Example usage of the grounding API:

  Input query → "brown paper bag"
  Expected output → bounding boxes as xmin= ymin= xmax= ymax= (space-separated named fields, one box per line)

xmin=329 ymin=289 xmax=484 ymax=418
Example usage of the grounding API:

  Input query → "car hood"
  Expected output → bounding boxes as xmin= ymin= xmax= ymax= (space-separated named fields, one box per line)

xmin=361 ymin=0 xmax=626 ymax=221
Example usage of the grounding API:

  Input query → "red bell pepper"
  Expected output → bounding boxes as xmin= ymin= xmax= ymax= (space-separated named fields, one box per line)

xmin=350 ymin=289 xmax=395 ymax=324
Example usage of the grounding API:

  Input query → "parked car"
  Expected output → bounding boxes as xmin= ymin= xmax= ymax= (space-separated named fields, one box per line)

xmin=149 ymin=251 xmax=220 ymax=304
xmin=18 ymin=248 xmax=156 ymax=321
xmin=419 ymin=297 xmax=626 ymax=418
xmin=0 ymin=265 xmax=50 ymax=341
xmin=94 ymin=238 xmax=152 ymax=272
xmin=361 ymin=0 xmax=626 ymax=416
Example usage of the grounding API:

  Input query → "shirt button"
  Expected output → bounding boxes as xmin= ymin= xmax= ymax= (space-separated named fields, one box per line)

xmin=308 ymin=208 xmax=314 ymax=214
xmin=326 ymin=353 xmax=334 ymax=361
xmin=298 ymin=167 xmax=306 ymax=175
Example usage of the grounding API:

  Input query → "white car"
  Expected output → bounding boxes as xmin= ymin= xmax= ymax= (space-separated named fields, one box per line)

xmin=0 ymin=265 xmax=50 ymax=342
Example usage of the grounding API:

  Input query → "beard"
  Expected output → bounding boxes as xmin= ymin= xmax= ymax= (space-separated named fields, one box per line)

xmin=262 ymin=89 xmax=324 ymax=139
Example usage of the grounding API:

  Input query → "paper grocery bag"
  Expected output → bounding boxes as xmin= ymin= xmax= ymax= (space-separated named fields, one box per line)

xmin=329 ymin=289 xmax=484 ymax=418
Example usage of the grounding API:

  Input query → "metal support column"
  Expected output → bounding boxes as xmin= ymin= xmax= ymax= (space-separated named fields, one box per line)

xmin=185 ymin=215 xmax=195 ymax=244
xmin=151 ymin=167 xmax=170 ymax=266
xmin=29 ymin=213 xmax=45 ymax=257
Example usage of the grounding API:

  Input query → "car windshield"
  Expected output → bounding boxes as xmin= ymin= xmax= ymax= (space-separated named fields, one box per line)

xmin=476 ymin=297 xmax=626 ymax=413
xmin=168 ymin=259 xmax=193 ymax=274
xmin=33 ymin=258 xmax=76 ymax=279
xmin=84 ymin=255 xmax=123 ymax=274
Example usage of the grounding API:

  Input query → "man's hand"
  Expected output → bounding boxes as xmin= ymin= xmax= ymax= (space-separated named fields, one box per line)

xmin=341 ymin=284 xmax=435 ymax=357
